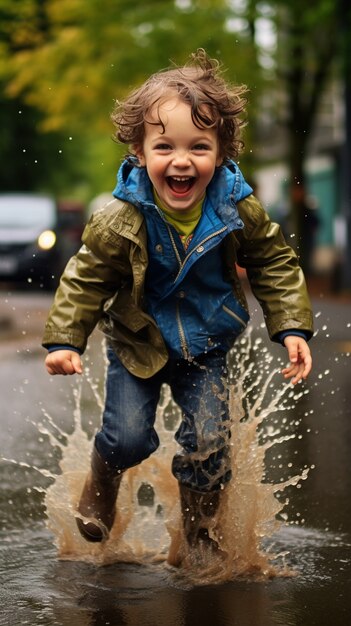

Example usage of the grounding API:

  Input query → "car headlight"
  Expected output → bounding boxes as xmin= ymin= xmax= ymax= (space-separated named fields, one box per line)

xmin=38 ymin=230 xmax=57 ymax=250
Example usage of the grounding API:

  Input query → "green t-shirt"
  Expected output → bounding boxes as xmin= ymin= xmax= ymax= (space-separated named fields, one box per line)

xmin=154 ymin=190 xmax=203 ymax=250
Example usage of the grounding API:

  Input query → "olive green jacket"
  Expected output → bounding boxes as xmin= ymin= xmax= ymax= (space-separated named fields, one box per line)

xmin=42 ymin=195 xmax=313 ymax=378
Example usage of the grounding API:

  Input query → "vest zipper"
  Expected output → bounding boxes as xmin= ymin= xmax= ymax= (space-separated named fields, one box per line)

xmin=173 ymin=226 xmax=227 ymax=283
xmin=176 ymin=301 xmax=190 ymax=359
xmin=164 ymin=218 xmax=228 ymax=359
xmin=165 ymin=223 xmax=182 ymax=268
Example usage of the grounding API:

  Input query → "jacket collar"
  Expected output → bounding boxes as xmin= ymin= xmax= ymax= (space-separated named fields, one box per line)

xmin=112 ymin=158 xmax=252 ymax=227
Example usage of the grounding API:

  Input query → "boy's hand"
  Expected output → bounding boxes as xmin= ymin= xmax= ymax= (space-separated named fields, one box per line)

xmin=45 ymin=350 xmax=83 ymax=376
xmin=281 ymin=336 xmax=312 ymax=385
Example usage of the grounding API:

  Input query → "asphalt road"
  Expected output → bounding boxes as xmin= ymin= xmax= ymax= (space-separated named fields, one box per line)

xmin=0 ymin=284 xmax=351 ymax=626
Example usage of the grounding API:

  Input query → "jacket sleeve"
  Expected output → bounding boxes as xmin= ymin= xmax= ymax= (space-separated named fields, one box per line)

xmin=236 ymin=195 xmax=314 ymax=341
xmin=42 ymin=213 xmax=132 ymax=353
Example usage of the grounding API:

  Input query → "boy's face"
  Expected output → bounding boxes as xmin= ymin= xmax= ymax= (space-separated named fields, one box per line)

xmin=135 ymin=97 xmax=222 ymax=212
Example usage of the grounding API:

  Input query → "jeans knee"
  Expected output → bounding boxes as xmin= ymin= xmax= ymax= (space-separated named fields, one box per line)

xmin=95 ymin=428 xmax=159 ymax=471
xmin=172 ymin=444 xmax=231 ymax=492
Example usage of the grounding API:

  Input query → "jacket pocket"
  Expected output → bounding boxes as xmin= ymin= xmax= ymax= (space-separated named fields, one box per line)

xmin=220 ymin=294 xmax=249 ymax=336
xmin=107 ymin=303 xmax=149 ymax=333
xmin=222 ymin=303 xmax=248 ymax=330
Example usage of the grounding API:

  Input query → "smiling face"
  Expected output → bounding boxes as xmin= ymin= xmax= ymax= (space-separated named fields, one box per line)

xmin=135 ymin=97 xmax=222 ymax=212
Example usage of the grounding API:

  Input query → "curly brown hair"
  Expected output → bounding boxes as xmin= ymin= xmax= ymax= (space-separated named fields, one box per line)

xmin=111 ymin=49 xmax=248 ymax=161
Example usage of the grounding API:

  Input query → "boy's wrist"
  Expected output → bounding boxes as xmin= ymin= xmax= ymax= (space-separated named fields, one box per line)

xmin=276 ymin=330 xmax=309 ymax=346
xmin=47 ymin=344 xmax=82 ymax=355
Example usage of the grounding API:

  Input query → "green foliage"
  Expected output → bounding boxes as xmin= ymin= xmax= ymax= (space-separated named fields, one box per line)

xmin=1 ymin=0 xmax=264 ymax=196
xmin=0 ymin=0 xmax=347 ymax=199
xmin=3 ymin=0 xmax=259 ymax=130
xmin=0 ymin=90 xmax=87 ymax=193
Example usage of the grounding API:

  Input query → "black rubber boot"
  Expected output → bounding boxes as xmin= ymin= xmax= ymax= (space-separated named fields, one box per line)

xmin=179 ymin=484 xmax=221 ymax=550
xmin=75 ymin=447 xmax=122 ymax=542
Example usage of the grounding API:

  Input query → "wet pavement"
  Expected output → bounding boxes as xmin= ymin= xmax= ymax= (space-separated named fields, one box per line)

xmin=0 ymin=281 xmax=350 ymax=626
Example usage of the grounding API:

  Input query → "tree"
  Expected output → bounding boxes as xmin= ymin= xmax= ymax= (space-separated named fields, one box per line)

xmin=0 ymin=0 xmax=87 ymax=193
xmin=230 ymin=0 xmax=340 ymax=272
xmin=275 ymin=0 xmax=339 ymax=272
xmin=2 ymin=0 xmax=346 ymax=237
xmin=0 ymin=0 xmax=263 ymax=196
xmin=338 ymin=0 xmax=351 ymax=288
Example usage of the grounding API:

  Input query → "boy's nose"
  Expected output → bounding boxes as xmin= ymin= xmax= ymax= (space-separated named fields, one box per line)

xmin=172 ymin=151 xmax=191 ymax=167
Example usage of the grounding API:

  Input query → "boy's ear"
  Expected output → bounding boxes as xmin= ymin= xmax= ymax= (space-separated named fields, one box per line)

xmin=133 ymin=144 xmax=146 ymax=166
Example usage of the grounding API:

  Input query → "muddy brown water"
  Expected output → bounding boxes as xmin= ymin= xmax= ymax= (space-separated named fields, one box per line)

xmin=0 ymin=291 xmax=351 ymax=625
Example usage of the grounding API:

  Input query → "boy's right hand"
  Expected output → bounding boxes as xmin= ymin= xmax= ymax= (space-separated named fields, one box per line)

xmin=45 ymin=350 xmax=83 ymax=376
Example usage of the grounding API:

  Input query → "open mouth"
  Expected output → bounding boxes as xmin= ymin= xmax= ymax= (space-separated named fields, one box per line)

xmin=166 ymin=176 xmax=195 ymax=194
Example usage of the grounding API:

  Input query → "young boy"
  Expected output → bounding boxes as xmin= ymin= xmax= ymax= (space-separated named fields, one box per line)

xmin=43 ymin=50 xmax=313 ymax=551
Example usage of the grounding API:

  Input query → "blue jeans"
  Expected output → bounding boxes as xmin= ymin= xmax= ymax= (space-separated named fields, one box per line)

xmin=94 ymin=346 xmax=231 ymax=493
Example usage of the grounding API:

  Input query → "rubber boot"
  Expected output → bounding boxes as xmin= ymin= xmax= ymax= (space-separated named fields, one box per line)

xmin=179 ymin=484 xmax=221 ymax=550
xmin=75 ymin=447 xmax=122 ymax=542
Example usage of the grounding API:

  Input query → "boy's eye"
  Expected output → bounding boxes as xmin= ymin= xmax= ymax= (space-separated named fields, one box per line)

xmin=154 ymin=143 xmax=172 ymax=150
xmin=192 ymin=144 xmax=210 ymax=151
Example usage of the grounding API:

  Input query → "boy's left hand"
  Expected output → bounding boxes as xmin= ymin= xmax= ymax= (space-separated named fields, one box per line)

xmin=281 ymin=336 xmax=312 ymax=385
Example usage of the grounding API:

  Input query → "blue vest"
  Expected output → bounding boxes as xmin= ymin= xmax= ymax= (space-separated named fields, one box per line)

xmin=113 ymin=160 xmax=252 ymax=359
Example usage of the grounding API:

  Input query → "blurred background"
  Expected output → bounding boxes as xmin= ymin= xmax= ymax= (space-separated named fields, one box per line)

xmin=1 ymin=5 xmax=351 ymax=623
xmin=0 ymin=0 xmax=351 ymax=291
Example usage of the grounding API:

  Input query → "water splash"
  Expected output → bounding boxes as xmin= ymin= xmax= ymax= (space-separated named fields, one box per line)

xmin=6 ymin=331 xmax=312 ymax=584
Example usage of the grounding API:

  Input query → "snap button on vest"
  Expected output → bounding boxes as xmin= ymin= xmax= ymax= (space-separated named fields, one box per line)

xmin=196 ymin=245 xmax=204 ymax=253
